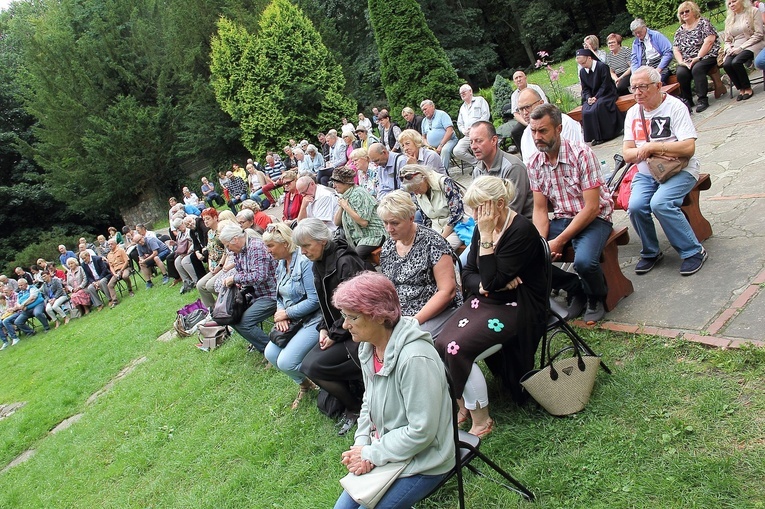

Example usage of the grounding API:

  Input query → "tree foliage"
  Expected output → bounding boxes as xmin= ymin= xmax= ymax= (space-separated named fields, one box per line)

xmin=626 ymin=0 xmax=699 ymax=28
xmin=210 ymin=0 xmax=354 ymax=156
xmin=368 ymin=0 xmax=462 ymax=116
xmin=9 ymin=0 xmax=263 ymax=218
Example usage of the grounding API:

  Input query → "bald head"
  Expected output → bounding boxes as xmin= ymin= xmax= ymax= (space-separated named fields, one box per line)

xmin=368 ymin=143 xmax=388 ymax=166
xmin=517 ymin=88 xmax=544 ymax=123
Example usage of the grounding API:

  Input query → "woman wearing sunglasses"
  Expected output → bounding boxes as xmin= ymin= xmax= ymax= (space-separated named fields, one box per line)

xmin=673 ymin=1 xmax=721 ymax=112
xmin=399 ymin=164 xmax=470 ymax=251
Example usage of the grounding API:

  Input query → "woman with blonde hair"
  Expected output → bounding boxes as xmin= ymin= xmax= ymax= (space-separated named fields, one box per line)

xmin=723 ymin=0 xmax=765 ymax=100
xmin=673 ymin=1 xmax=721 ymax=112
xmin=399 ymin=164 xmax=470 ymax=251
xmin=397 ymin=129 xmax=445 ymax=174
xmin=435 ymin=176 xmax=547 ymax=437
xmin=377 ymin=190 xmax=461 ymax=339
xmin=348 ymin=148 xmax=377 ymax=196
xmin=262 ymin=222 xmax=322 ymax=409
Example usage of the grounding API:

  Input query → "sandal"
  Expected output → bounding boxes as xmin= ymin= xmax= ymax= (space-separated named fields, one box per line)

xmin=291 ymin=379 xmax=318 ymax=410
xmin=457 ymin=410 xmax=470 ymax=427
xmin=470 ymin=418 xmax=494 ymax=439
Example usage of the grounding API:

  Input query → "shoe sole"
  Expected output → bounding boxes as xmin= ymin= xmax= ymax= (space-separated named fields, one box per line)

xmin=680 ymin=251 xmax=708 ymax=276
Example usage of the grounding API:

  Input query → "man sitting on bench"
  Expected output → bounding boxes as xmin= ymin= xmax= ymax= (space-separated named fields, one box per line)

xmin=528 ymin=104 xmax=614 ymax=324
xmin=623 ymin=66 xmax=708 ymax=276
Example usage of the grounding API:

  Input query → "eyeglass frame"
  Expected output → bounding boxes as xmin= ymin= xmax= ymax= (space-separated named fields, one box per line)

xmin=516 ymin=99 xmax=543 ymax=114
xmin=628 ymin=83 xmax=659 ymax=93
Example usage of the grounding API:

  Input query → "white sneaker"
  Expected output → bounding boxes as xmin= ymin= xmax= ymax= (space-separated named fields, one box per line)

xmin=0 ymin=343 xmax=7 ymax=350
xmin=11 ymin=338 xmax=19 ymax=346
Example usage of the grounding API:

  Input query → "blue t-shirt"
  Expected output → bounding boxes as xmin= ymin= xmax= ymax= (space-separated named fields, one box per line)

xmin=421 ymin=110 xmax=457 ymax=148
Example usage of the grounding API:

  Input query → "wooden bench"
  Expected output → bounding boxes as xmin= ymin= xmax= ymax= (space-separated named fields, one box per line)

xmin=612 ymin=172 xmax=712 ymax=243
xmin=568 ymin=82 xmax=680 ymax=122
xmin=560 ymin=226 xmax=634 ymax=312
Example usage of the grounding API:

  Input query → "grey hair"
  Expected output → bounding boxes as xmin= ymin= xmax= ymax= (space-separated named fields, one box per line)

xmin=419 ymin=99 xmax=435 ymax=109
xmin=529 ymin=103 xmax=563 ymax=128
xmin=292 ymin=147 xmax=304 ymax=156
xmin=218 ymin=222 xmax=246 ymax=243
xmin=629 ymin=18 xmax=646 ymax=31
xmin=171 ymin=218 xmax=184 ymax=229
xmin=292 ymin=218 xmax=332 ymax=245
xmin=306 ymin=144 xmax=318 ymax=154
xmin=632 ymin=65 xmax=661 ymax=84
xmin=236 ymin=209 xmax=254 ymax=223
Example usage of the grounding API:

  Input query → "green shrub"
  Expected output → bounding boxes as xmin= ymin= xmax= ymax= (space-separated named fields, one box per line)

xmin=627 ymin=0 xmax=712 ymax=28
xmin=491 ymin=74 xmax=514 ymax=119
xmin=368 ymin=0 xmax=462 ymax=117
xmin=3 ymin=228 xmax=85 ymax=274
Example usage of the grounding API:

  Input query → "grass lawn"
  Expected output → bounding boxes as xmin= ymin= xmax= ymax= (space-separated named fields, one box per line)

xmin=1 ymin=278 xmax=764 ymax=508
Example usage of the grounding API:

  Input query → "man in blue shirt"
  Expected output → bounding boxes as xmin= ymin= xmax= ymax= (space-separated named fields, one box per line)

xmin=58 ymin=244 xmax=77 ymax=269
xmin=419 ymin=99 xmax=458 ymax=174
xmin=2 ymin=279 xmax=50 ymax=344
xmin=368 ymin=143 xmax=406 ymax=200
xmin=134 ymin=233 xmax=171 ymax=288
xmin=630 ymin=18 xmax=674 ymax=84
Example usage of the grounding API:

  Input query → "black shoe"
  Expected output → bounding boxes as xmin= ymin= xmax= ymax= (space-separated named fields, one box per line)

xmin=695 ymin=97 xmax=709 ymax=113
xmin=337 ymin=412 xmax=359 ymax=436
xmin=565 ymin=293 xmax=587 ymax=320
xmin=635 ymin=252 xmax=664 ymax=274
xmin=591 ymin=139 xmax=604 ymax=146
xmin=583 ymin=299 xmax=605 ymax=325
xmin=680 ymin=248 xmax=708 ymax=276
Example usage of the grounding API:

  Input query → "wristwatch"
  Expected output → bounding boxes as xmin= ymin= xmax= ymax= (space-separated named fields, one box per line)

xmin=480 ymin=241 xmax=494 ymax=249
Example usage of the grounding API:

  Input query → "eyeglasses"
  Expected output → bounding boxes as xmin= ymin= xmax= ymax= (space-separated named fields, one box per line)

xmin=517 ymin=101 xmax=542 ymax=114
xmin=401 ymin=173 xmax=420 ymax=181
xmin=679 ymin=9 xmax=690 ymax=14
xmin=628 ymin=83 xmax=655 ymax=93
xmin=340 ymin=311 xmax=360 ymax=322
xmin=282 ymin=180 xmax=294 ymax=186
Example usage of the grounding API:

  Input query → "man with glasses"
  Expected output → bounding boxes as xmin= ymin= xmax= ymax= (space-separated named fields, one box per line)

xmin=295 ymin=175 xmax=339 ymax=232
xmin=622 ymin=66 xmax=707 ymax=276
xmin=629 ymin=18 xmax=674 ymax=85
xmin=517 ymin=88 xmax=583 ymax=166
xmin=368 ymin=143 xmax=406 ymax=200
xmin=509 ymin=70 xmax=548 ymax=157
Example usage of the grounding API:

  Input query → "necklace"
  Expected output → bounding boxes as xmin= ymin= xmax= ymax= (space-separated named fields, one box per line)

xmin=373 ymin=346 xmax=384 ymax=364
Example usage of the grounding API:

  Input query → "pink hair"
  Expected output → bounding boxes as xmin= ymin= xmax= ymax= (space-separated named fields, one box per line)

xmin=333 ymin=271 xmax=401 ymax=328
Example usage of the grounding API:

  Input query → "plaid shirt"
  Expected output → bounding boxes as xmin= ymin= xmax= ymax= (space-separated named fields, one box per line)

xmin=233 ymin=235 xmax=277 ymax=299
xmin=226 ymin=176 xmax=248 ymax=198
xmin=528 ymin=138 xmax=613 ymax=221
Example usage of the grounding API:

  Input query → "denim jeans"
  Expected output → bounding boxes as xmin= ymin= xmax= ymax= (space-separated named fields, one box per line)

xmin=264 ymin=314 xmax=321 ymax=383
xmin=232 ymin=295 xmax=277 ymax=353
xmin=333 ymin=473 xmax=447 ymax=509
xmin=628 ymin=171 xmax=702 ymax=259
xmin=11 ymin=302 xmax=50 ymax=336
xmin=756 ymin=48 xmax=765 ymax=70
xmin=549 ymin=216 xmax=612 ymax=299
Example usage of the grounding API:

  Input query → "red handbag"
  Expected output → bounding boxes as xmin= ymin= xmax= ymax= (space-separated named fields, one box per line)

xmin=615 ymin=164 xmax=639 ymax=210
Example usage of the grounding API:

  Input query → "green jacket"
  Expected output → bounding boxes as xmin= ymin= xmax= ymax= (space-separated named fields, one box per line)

xmin=355 ymin=317 xmax=454 ymax=476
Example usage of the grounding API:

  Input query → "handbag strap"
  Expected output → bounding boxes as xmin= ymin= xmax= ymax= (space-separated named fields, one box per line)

xmin=638 ymin=105 xmax=651 ymax=142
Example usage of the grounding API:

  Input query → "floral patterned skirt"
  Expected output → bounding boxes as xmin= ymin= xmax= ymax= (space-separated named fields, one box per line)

xmin=434 ymin=294 xmax=519 ymax=398
xmin=70 ymin=289 xmax=91 ymax=307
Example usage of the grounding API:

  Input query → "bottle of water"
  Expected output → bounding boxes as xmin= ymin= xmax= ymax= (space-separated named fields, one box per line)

xmin=600 ymin=160 xmax=612 ymax=182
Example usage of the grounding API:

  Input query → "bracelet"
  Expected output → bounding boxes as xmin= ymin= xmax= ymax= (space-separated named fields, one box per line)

xmin=660 ymin=142 xmax=666 ymax=157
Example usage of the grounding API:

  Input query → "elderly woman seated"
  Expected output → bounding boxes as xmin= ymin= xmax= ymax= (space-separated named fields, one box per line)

xmin=330 ymin=166 xmax=387 ymax=262
xmin=172 ymin=217 xmax=198 ymax=295
xmin=673 ymin=1 xmax=721 ymax=112
xmin=377 ymin=190 xmax=462 ymax=339
xmin=293 ymin=218 xmax=367 ymax=436
xmin=400 ymin=164 xmax=471 ymax=251
xmin=332 ymin=272 xmax=454 ymax=509
xmin=262 ymin=223 xmax=322 ymax=410
xmin=218 ymin=222 xmax=278 ymax=354
xmin=605 ymin=33 xmax=632 ymax=95
xmin=398 ymin=129 xmax=445 ymax=174
xmin=435 ymin=176 xmax=547 ymax=437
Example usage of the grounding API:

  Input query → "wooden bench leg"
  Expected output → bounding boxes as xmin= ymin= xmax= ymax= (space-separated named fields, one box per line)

xmin=601 ymin=240 xmax=634 ymax=312
xmin=682 ymin=188 xmax=713 ymax=242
